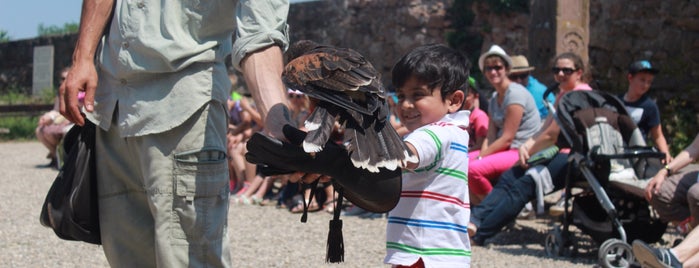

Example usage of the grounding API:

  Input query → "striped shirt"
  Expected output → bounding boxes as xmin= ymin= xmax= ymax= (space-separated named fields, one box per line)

xmin=385 ymin=111 xmax=471 ymax=267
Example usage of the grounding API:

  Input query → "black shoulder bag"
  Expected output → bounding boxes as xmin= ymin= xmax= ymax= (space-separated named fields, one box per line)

xmin=39 ymin=120 xmax=101 ymax=244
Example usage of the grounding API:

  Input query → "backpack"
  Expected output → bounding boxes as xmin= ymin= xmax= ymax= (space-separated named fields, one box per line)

xmin=39 ymin=121 xmax=101 ymax=244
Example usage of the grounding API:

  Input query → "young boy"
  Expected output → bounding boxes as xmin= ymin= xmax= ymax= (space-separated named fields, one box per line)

xmin=462 ymin=77 xmax=489 ymax=151
xmin=619 ymin=60 xmax=672 ymax=163
xmin=385 ymin=44 xmax=472 ymax=267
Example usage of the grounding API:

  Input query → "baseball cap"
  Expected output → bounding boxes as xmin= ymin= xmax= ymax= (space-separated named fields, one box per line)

xmin=628 ymin=60 xmax=659 ymax=74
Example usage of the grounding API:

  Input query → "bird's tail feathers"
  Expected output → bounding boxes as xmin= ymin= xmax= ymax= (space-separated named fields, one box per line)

xmin=344 ymin=117 xmax=414 ymax=173
xmin=303 ymin=107 xmax=335 ymax=153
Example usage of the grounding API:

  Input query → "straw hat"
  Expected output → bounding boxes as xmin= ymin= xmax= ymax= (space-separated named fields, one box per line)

xmin=510 ymin=55 xmax=536 ymax=74
xmin=478 ymin=45 xmax=512 ymax=71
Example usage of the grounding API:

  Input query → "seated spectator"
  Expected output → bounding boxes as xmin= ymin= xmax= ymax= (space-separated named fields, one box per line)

xmin=619 ymin=60 xmax=672 ymax=163
xmin=633 ymin=226 xmax=699 ymax=268
xmin=290 ymin=181 xmax=335 ymax=213
xmin=468 ymin=45 xmax=540 ymax=205
xmin=227 ymin=89 xmax=262 ymax=195
xmin=468 ymin=52 xmax=592 ymax=245
xmin=35 ymin=67 xmax=82 ymax=168
xmin=461 ymin=77 xmax=488 ymax=151
xmin=508 ymin=55 xmax=556 ymax=121
xmin=646 ymin=133 xmax=699 ymax=234
xmin=233 ymin=88 xmax=312 ymax=205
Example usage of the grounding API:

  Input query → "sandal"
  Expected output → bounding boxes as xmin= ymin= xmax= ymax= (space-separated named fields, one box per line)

xmin=324 ymin=199 xmax=336 ymax=214
xmin=232 ymin=195 xmax=258 ymax=205
xmin=291 ymin=200 xmax=321 ymax=213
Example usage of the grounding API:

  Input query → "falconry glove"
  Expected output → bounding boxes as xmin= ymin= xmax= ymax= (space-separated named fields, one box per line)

xmin=245 ymin=125 xmax=401 ymax=213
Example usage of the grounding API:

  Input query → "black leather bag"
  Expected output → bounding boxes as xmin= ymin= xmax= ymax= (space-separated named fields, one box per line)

xmin=40 ymin=121 xmax=101 ymax=244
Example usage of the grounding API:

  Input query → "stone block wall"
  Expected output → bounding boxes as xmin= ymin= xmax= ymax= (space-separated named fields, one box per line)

xmin=1 ymin=0 xmax=698 ymax=107
xmin=0 ymin=34 xmax=77 ymax=94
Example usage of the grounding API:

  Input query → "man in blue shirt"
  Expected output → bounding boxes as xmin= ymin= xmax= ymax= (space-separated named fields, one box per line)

xmin=509 ymin=55 xmax=555 ymax=121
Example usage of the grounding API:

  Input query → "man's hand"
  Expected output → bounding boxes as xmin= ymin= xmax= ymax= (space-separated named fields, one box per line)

xmin=645 ymin=170 xmax=667 ymax=201
xmin=59 ymin=62 xmax=98 ymax=126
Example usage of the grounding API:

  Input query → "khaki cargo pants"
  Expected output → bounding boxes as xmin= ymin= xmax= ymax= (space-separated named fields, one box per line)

xmin=96 ymin=101 xmax=231 ymax=267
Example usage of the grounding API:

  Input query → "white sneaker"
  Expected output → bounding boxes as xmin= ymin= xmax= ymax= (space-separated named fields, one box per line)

xmin=517 ymin=202 xmax=535 ymax=220
xmin=549 ymin=197 xmax=571 ymax=217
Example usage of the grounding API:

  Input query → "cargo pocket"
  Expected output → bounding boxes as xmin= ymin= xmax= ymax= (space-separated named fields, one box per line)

xmin=172 ymin=147 xmax=229 ymax=244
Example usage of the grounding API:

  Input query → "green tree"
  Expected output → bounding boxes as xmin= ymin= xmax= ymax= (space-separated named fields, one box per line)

xmin=38 ymin=22 xmax=79 ymax=36
xmin=0 ymin=29 xmax=10 ymax=43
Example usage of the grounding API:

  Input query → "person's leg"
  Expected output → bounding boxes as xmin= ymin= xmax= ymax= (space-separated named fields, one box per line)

xmin=251 ymin=176 xmax=272 ymax=203
xmin=468 ymin=149 xmax=519 ymax=185
xmin=674 ymin=227 xmax=699 ymax=263
xmin=97 ymin=114 xmax=157 ymax=267
xmin=470 ymin=165 xmax=527 ymax=228
xmin=98 ymin=102 xmax=231 ymax=267
xmin=471 ymin=172 xmax=537 ymax=244
xmin=687 ymin=181 xmax=699 ymax=228
xmin=650 ymin=170 xmax=698 ymax=223
xmin=471 ymin=153 xmax=570 ymax=244
xmin=147 ymin=101 xmax=231 ymax=267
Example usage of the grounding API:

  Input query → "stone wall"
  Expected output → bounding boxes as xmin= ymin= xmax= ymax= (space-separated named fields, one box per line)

xmin=2 ymin=0 xmax=698 ymax=106
xmin=0 ymin=34 xmax=77 ymax=94
xmin=287 ymin=0 xmax=452 ymax=85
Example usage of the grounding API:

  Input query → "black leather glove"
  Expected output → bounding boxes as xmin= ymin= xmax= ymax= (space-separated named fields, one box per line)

xmin=245 ymin=125 xmax=402 ymax=213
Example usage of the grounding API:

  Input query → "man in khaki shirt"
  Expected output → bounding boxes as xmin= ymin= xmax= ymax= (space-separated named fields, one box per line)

xmin=60 ymin=0 xmax=290 ymax=266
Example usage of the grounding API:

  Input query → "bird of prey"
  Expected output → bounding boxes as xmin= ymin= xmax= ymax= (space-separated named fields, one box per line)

xmin=282 ymin=40 xmax=415 ymax=172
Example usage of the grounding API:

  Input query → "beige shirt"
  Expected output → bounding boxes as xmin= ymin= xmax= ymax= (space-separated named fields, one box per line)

xmin=88 ymin=0 xmax=289 ymax=137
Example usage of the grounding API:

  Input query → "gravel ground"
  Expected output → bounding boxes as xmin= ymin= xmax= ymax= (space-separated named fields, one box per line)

xmin=0 ymin=141 xmax=682 ymax=268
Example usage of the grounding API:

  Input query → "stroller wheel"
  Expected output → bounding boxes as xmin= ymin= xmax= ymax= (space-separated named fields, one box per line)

xmin=598 ymin=238 xmax=634 ymax=268
xmin=545 ymin=226 xmax=576 ymax=257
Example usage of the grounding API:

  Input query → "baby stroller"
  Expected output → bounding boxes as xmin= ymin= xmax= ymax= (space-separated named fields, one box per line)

xmin=541 ymin=89 xmax=667 ymax=268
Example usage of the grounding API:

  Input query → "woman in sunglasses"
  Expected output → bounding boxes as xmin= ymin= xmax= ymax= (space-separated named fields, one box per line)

xmin=468 ymin=52 xmax=592 ymax=245
xmin=468 ymin=45 xmax=541 ymax=206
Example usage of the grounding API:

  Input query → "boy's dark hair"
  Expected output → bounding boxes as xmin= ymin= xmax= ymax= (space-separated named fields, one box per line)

xmin=392 ymin=44 xmax=471 ymax=100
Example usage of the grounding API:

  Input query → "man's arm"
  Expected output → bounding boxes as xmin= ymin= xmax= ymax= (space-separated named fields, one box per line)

xmin=59 ymin=0 xmax=115 ymax=126
xmin=650 ymin=125 xmax=672 ymax=163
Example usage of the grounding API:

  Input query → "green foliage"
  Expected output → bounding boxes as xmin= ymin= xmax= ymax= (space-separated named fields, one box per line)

xmin=0 ymin=86 xmax=54 ymax=105
xmin=38 ymin=22 xmax=79 ymax=37
xmin=0 ymin=29 xmax=9 ymax=43
xmin=662 ymin=97 xmax=698 ymax=156
xmin=446 ymin=0 xmax=483 ymax=78
xmin=0 ymin=116 xmax=39 ymax=141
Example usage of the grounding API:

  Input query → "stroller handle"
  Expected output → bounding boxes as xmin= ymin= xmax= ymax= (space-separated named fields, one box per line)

xmin=543 ymin=83 xmax=560 ymax=103
xmin=590 ymin=146 xmax=666 ymax=160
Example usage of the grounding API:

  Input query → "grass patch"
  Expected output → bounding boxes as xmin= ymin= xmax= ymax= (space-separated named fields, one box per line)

xmin=0 ymin=116 xmax=39 ymax=141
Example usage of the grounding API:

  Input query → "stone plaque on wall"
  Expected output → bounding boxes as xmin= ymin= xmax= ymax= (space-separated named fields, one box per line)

xmin=32 ymin=45 xmax=54 ymax=96
xmin=556 ymin=0 xmax=589 ymax=65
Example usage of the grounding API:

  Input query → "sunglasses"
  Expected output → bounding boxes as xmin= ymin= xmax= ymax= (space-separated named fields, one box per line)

xmin=508 ymin=73 xmax=528 ymax=81
xmin=551 ymin=67 xmax=577 ymax=75
xmin=484 ymin=65 xmax=504 ymax=72
xmin=288 ymin=93 xmax=304 ymax=99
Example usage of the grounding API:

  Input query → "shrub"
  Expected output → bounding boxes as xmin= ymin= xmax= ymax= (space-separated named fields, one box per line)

xmin=0 ymin=116 xmax=39 ymax=141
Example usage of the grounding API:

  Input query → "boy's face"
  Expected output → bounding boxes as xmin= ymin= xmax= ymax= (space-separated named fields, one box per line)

xmin=395 ymin=76 xmax=462 ymax=132
xmin=627 ymin=72 xmax=655 ymax=96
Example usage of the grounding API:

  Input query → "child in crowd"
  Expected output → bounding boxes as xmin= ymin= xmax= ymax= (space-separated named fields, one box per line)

xmin=462 ymin=77 xmax=489 ymax=151
xmin=385 ymin=44 xmax=472 ymax=267
xmin=619 ymin=60 xmax=672 ymax=163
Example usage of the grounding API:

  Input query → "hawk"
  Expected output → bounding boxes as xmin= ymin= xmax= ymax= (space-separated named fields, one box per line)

xmin=282 ymin=40 xmax=415 ymax=172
